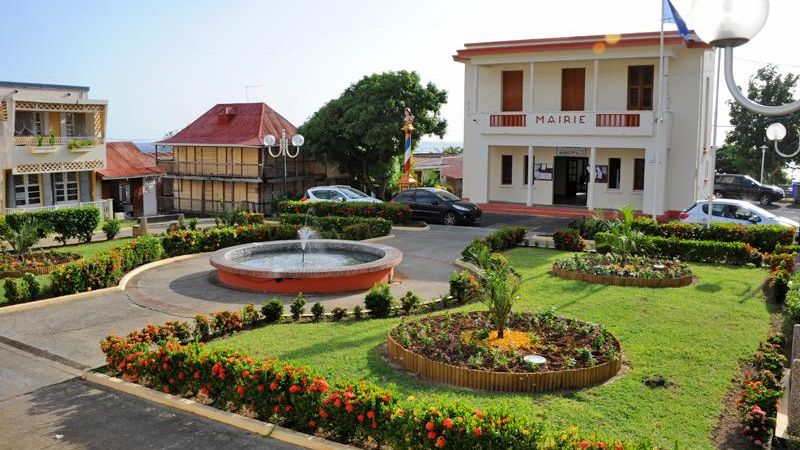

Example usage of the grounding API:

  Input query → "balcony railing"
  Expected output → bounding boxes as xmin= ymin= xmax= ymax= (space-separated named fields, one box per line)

xmin=13 ymin=135 xmax=104 ymax=147
xmin=481 ymin=111 xmax=654 ymax=136
xmin=159 ymin=160 xmax=322 ymax=180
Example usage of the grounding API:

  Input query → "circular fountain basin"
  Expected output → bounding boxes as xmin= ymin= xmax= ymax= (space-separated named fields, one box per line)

xmin=210 ymin=240 xmax=403 ymax=294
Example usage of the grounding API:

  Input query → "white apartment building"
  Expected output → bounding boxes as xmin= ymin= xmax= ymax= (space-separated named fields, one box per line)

xmin=455 ymin=31 xmax=717 ymax=216
xmin=0 ymin=81 xmax=109 ymax=216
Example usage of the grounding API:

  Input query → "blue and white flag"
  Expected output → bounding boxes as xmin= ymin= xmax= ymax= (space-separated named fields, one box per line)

xmin=663 ymin=0 xmax=692 ymax=40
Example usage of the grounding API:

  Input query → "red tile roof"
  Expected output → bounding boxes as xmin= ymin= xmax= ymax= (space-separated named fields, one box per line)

xmin=440 ymin=156 xmax=463 ymax=180
xmin=157 ymin=103 xmax=296 ymax=147
xmin=98 ymin=141 xmax=164 ymax=179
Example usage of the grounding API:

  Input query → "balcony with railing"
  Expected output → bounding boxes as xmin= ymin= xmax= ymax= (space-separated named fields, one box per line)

xmin=478 ymin=110 xmax=654 ymax=137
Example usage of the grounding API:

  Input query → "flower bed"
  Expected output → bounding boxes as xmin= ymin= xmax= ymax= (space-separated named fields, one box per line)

xmin=387 ymin=311 xmax=621 ymax=392
xmin=552 ymin=253 xmax=694 ymax=288
xmin=0 ymin=252 xmax=81 ymax=277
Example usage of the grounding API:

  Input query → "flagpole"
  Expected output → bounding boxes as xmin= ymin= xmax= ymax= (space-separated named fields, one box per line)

xmin=707 ymin=48 xmax=722 ymax=228
xmin=652 ymin=0 xmax=666 ymax=220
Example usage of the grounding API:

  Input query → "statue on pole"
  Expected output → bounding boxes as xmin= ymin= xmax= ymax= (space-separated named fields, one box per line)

xmin=399 ymin=107 xmax=417 ymax=190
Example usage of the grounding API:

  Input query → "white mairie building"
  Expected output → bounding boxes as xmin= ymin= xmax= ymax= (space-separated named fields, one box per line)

xmin=455 ymin=31 xmax=717 ymax=216
xmin=0 ymin=81 xmax=109 ymax=216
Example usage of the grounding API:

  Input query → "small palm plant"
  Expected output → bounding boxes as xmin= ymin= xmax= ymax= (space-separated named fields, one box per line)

xmin=1 ymin=216 xmax=48 ymax=263
xmin=478 ymin=259 xmax=521 ymax=338
xmin=599 ymin=205 xmax=651 ymax=264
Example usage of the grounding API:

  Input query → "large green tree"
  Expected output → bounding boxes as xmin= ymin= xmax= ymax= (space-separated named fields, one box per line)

xmin=298 ymin=71 xmax=447 ymax=198
xmin=717 ymin=65 xmax=799 ymax=184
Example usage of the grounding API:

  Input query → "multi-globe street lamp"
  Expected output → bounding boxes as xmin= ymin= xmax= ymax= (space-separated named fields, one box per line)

xmin=264 ymin=129 xmax=305 ymax=200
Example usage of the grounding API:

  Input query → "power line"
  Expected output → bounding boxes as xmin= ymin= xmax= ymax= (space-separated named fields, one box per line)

xmin=734 ymin=56 xmax=800 ymax=69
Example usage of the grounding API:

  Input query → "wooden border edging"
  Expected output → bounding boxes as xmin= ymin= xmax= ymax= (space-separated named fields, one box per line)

xmin=0 ymin=257 xmax=82 ymax=278
xmin=83 ymin=372 xmax=357 ymax=450
xmin=552 ymin=266 xmax=694 ymax=288
xmin=386 ymin=334 xmax=622 ymax=393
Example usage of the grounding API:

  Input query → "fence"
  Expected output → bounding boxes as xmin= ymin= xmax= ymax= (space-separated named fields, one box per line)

xmin=4 ymin=198 xmax=113 ymax=220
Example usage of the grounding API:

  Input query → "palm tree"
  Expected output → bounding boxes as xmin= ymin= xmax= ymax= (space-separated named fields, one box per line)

xmin=599 ymin=205 xmax=651 ymax=264
xmin=478 ymin=262 xmax=520 ymax=338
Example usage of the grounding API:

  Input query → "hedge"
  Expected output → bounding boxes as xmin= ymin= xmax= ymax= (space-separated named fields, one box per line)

xmin=631 ymin=217 xmax=794 ymax=252
xmin=161 ymin=223 xmax=297 ymax=257
xmin=461 ymin=226 xmax=527 ymax=261
xmin=594 ymin=233 xmax=762 ymax=266
xmin=101 ymin=317 xmax=654 ymax=450
xmin=5 ymin=206 xmax=100 ymax=244
xmin=50 ymin=236 xmax=163 ymax=295
xmin=279 ymin=214 xmax=391 ymax=240
xmin=785 ymin=272 xmax=800 ymax=324
xmin=279 ymin=201 xmax=412 ymax=224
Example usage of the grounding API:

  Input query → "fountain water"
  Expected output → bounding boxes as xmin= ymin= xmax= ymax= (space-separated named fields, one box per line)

xmin=298 ymin=207 xmax=318 ymax=264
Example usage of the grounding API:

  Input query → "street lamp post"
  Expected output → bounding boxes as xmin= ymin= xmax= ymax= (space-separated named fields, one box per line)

xmin=691 ymin=0 xmax=800 ymax=116
xmin=759 ymin=144 xmax=768 ymax=184
xmin=264 ymin=129 xmax=305 ymax=200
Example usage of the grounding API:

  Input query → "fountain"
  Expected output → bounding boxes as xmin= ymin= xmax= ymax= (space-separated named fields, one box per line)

xmin=210 ymin=219 xmax=402 ymax=294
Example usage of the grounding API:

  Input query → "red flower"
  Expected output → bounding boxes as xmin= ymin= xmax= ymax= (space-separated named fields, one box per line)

xmin=269 ymin=381 xmax=279 ymax=391
xmin=308 ymin=420 xmax=316 ymax=428
xmin=597 ymin=442 xmax=607 ymax=449
xmin=473 ymin=427 xmax=482 ymax=437
xmin=289 ymin=384 xmax=301 ymax=394
xmin=615 ymin=445 xmax=624 ymax=450
xmin=435 ymin=436 xmax=446 ymax=448
xmin=427 ymin=431 xmax=437 ymax=440
xmin=200 ymin=387 xmax=209 ymax=396
xmin=162 ymin=386 xmax=170 ymax=393
xmin=319 ymin=410 xmax=329 ymax=419
xmin=580 ymin=441 xmax=590 ymax=449
xmin=162 ymin=362 xmax=169 ymax=370
xmin=193 ymin=371 xmax=200 ymax=379
xmin=357 ymin=414 xmax=364 ymax=423
xmin=371 ymin=421 xmax=377 ymax=429
xmin=367 ymin=410 xmax=376 ymax=419
xmin=242 ymin=370 xmax=250 ymax=378
xmin=345 ymin=403 xmax=354 ymax=413
xmin=443 ymin=418 xmax=453 ymax=429
xmin=236 ymin=385 xmax=245 ymax=398
xmin=334 ymin=398 xmax=342 ymax=408
xmin=178 ymin=372 xmax=185 ymax=381
xmin=257 ymin=384 xmax=265 ymax=392
xmin=425 ymin=421 xmax=435 ymax=431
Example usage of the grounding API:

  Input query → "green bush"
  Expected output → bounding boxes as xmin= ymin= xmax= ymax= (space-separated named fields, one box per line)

xmin=568 ymin=217 xmax=611 ymax=239
xmin=460 ymin=226 xmax=526 ymax=260
xmin=4 ymin=278 xmax=26 ymax=304
xmin=279 ymin=214 xmax=391 ymax=239
xmin=331 ymin=307 xmax=347 ymax=321
xmin=50 ymin=236 xmax=163 ymax=295
xmin=352 ymin=305 xmax=363 ymax=320
xmin=22 ymin=273 xmax=40 ymax=299
xmin=449 ymin=270 xmax=478 ymax=304
xmin=6 ymin=206 xmax=100 ymax=244
xmin=785 ymin=273 xmax=800 ymax=324
xmin=553 ymin=229 xmax=586 ymax=251
xmin=279 ymin=201 xmax=412 ymax=224
xmin=364 ymin=283 xmax=394 ymax=318
xmin=632 ymin=218 xmax=794 ymax=252
xmin=261 ymin=298 xmax=284 ymax=323
xmin=290 ymin=293 xmax=306 ymax=321
xmin=311 ymin=302 xmax=325 ymax=322
xmin=161 ymin=223 xmax=297 ymax=257
xmin=102 ymin=219 xmax=122 ymax=240
xmin=400 ymin=291 xmax=421 ymax=314
xmin=614 ymin=235 xmax=762 ymax=266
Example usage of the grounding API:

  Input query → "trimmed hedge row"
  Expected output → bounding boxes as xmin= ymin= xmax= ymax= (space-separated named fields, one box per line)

xmin=595 ymin=233 xmax=762 ymax=266
xmin=279 ymin=214 xmax=392 ymax=240
xmin=101 ymin=318 xmax=654 ymax=450
xmin=5 ymin=206 xmax=100 ymax=244
xmin=161 ymin=223 xmax=297 ymax=257
xmin=785 ymin=271 xmax=800 ymax=324
xmin=632 ymin=218 xmax=794 ymax=252
xmin=279 ymin=201 xmax=412 ymax=224
xmin=50 ymin=236 xmax=163 ymax=295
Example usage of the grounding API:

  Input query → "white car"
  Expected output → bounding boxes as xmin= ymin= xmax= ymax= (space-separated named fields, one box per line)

xmin=301 ymin=185 xmax=382 ymax=203
xmin=680 ymin=198 xmax=799 ymax=228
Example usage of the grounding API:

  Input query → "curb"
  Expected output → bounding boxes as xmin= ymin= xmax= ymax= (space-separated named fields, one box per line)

xmin=392 ymin=224 xmax=430 ymax=232
xmin=0 ymin=253 xmax=207 ymax=315
xmin=362 ymin=234 xmax=395 ymax=243
xmin=83 ymin=372 xmax=357 ymax=450
xmin=453 ymin=257 xmax=483 ymax=277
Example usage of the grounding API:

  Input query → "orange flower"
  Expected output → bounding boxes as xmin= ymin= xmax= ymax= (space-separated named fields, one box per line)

xmin=427 ymin=431 xmax=437 ymax=440
xmin=473 ymin=427 xmax=482 ymax=437
xmin=443 ymin=418 xmax=453 ymax=429
xmin=357 ymin=414 xmax=364 ymax=423
xmin=425 ymin=421 xmax=435 ymax=431
xmin=435 ymin=436 xmax=446 ymax=448
xmin=367 ymin=410 xmax=376 ymax=419
xmin=580 ymin=441 xmax=590 ymax=449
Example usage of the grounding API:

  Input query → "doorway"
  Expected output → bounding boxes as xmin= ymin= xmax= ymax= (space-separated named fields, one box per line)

xmin=553 ymin=156 xmax=589 ymax=206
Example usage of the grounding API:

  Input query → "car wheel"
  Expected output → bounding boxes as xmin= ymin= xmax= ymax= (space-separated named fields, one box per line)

xmin=760 ymin=194 xmax=771 ymax=206
xmin=442 ymin=212 xmax=457 ymax=226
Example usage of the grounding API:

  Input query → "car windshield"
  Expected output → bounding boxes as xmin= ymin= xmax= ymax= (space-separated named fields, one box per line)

xmin=340 ymin=187 xmax=369 ymax=199
xmin=745 ymin=203 xmax=776 ymax=218
xmin=743 ymin=175 xmax=761 ymax=187
xmin=429 ymin=189 xmax=461 ymax=202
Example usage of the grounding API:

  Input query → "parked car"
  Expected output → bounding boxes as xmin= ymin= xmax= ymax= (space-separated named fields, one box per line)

xmin=391 ymin=187 xmax=481 ymax=225
xmin=680 ymin=198 xmax=799 ymax=229
xmin=301 ymin=185 xmax=382 ymax=203
xmin=714 ymin=173 xmax=784 ymax=205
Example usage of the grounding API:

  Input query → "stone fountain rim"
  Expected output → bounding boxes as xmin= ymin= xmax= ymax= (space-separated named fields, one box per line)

xmin=209 ymin=239 xmax=403 ymax=280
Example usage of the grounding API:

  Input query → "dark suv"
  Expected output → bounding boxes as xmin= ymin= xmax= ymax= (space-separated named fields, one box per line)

xmin=714 ymin=174 xmax=784 ymax=206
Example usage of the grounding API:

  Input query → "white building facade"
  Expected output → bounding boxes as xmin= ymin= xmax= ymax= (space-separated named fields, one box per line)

xmin=455 ymin=31 xmax=717 ymax=216
xmin=0 ymin=81 xmax=109 ymax=216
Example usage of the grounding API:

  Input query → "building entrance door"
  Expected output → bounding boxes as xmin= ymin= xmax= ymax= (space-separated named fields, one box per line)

xmin=553 ymin=156 xmax=589 ymax=206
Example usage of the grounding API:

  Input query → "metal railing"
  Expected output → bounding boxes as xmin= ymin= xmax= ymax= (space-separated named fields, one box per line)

xmin=157 ymin=197 xmax=270 ymax=215
xmin=158 ymin=160 xmax=320 ymax=179
xmin=4 ymin=198 xmax=114 ymax=219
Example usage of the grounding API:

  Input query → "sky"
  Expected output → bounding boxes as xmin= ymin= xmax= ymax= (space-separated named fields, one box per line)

xmin=1 ymin=0 xmax=798 ymax=146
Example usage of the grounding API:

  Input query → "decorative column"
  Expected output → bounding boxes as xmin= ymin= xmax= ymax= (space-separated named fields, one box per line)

xmin=526 ymin=146 xmax=534 ymax=206
xmin=398 ymin=107 xmax=417 ymax=191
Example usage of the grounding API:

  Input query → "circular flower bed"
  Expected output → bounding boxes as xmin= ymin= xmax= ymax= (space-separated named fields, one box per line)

xmin=0 ymin=252 xmax=81 ymax=277
xmin=387 ymin=311 xmax=622 ymax=392
xmin=552 ymin=253 xmax=693 ymax=288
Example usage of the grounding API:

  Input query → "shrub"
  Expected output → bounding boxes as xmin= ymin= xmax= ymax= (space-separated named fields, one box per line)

xmin=400 ymin=291 xmax=421 ymax=314
xmin=279 ymin=201 xmax=412 ymax=224
xmin=50 ymin=236 xmax=163 ymax=295
xmin=188 ymin=217 xmax=199 ymax=230
xmin=311 ymin=302 xmax=325 ymax=322
xmin=461 ymin=227 xmax=526 ymax=261
xmin=449 ymin=270 xmax=478 ymax=304
xmin=568 ymin=217 xmax=611 ymax=239
xmin=102 ymin=219 xmax=122 ymax=240
xmin=22 ymin=273 xmax=40 ymax=299
xmin=553 ymin=229 xmax=586 ymax=251
xmin=6 ymin=206 xmax=100 ymax=245
xmin=342 ymin=223 xmax=372 ymax=241
xmin=261 ymin=298 xmax=284 ymax=323
xmin=478 ymin=264 xmax=520 ymax=338
xmin=211 ymin=311 xmax=243 ymax=336
xmin=785 ymin=272 xmax=800 ymax=324
xmin=331 ymin=307 xmax=347 ymax=321
xmin=161 ymin=223 xmax=298 ymax=257
xmin=352 ymin=305 xmax=363 ymax=320
xmin=194 ymin=314 xmax=210 ymax=341
xmin=632 ymin=218 xmax=794 ymax=252
xmin=279 ymin=214 xmax=391 ymax=240
xmin=638 ymin=236 xmax=761 ymax=266
xmin=1 ymin=215 xmax=48 ymax=262
xmin=241 ymin=303 xmax=259 ymax=325
xmin=769 ymin=270 xmax=792 ymax=303
xmin=596 ymin=206 xmax=651 ymax=263
xmin=364 ymin=283 xmax=394 ymax=318
xmin=290 ymin=293 xmax=306 ymax=321
xmin=4 ymin=278 xmax=25 ymax=304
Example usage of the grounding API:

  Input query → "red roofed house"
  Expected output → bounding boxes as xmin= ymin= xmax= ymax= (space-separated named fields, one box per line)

xmin=154 ymin=103 xmax=331 ymax=215
xmin=97 ymin=141 xmax=164 ymax=217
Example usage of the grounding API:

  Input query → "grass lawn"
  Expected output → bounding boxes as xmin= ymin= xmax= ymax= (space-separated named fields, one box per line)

xmin=0 ymin=237 xmax=135 ymax=304
xmin=210 ymin=247 xmax=773 ymax=448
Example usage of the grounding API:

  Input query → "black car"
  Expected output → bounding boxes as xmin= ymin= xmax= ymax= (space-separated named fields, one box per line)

xmin=714 ymin=174 xmax=784 ymax=206
xmin=391 ymin=188 xmax=482 ymax=225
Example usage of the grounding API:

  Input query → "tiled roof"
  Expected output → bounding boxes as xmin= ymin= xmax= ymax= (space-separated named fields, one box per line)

xmin=157 ymin=103 xmax=296 ymax=147
xmin=440 ymin=156 xmax=463 ymax=180
xmin=98 ymin=141 xmax=164 ymax=179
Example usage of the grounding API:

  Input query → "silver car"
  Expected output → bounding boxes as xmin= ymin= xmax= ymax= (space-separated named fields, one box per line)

xmin=301 ymin=185 xmax=382 ymax=203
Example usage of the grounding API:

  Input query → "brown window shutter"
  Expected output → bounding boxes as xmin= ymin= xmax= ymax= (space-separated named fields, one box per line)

xmin=561 ymin=68 xmax=585 ymax=111
xmin=502 ymin=71 xmax=523 ymax=112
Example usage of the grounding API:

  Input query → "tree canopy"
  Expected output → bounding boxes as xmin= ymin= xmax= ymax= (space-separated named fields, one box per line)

xmin=298 ymin=71 xmax=447 ymax=198
xmin=717 ymin=65 xmax=799 ymax=184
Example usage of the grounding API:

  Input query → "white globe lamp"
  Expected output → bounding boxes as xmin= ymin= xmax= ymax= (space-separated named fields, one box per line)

xmin=691 ymin=0 xmax=769 ymax=48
